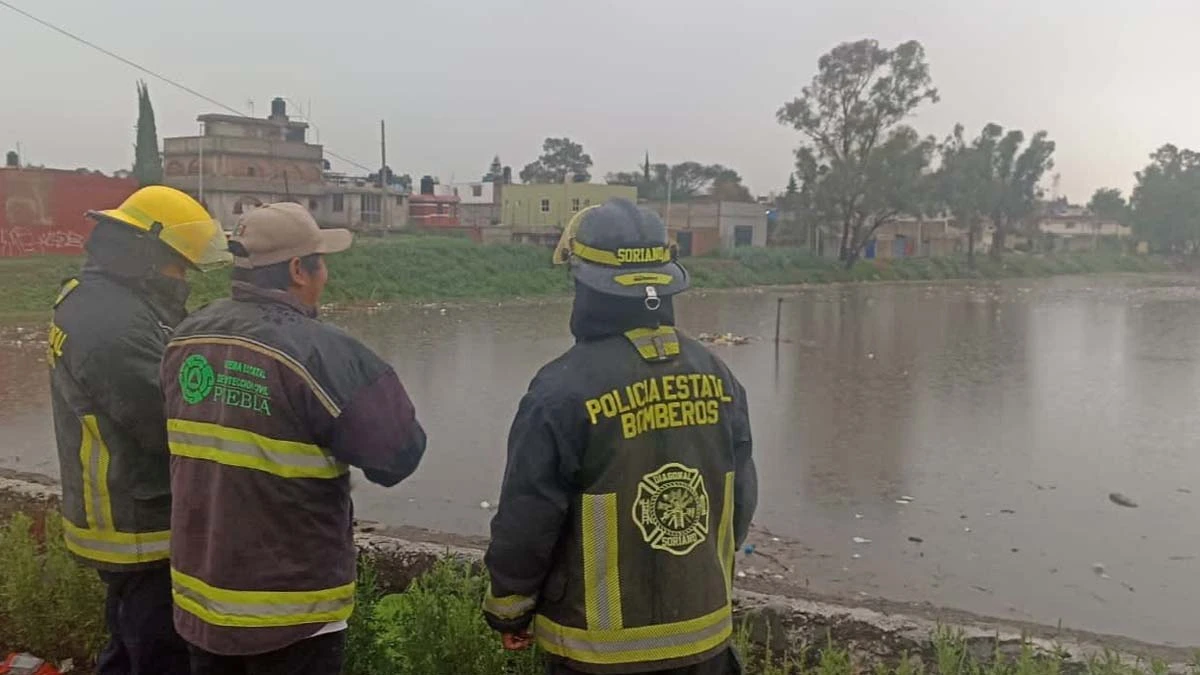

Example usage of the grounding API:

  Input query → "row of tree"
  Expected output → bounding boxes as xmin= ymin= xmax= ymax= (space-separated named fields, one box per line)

xmin=1089 ymin=146 xmax=1200 ymax=255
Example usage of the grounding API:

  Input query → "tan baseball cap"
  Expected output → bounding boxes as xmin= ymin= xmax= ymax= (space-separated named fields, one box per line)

xmin=230 ymin=202 xmax=353 ymax=269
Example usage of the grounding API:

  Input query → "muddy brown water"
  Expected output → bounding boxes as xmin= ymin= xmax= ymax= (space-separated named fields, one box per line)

xmin=2 ymin=275 xmax=1199 ymax=648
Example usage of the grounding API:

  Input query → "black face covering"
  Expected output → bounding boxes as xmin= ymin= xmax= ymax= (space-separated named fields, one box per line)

xmin=569 ymin=281 xmax=676 ymax=342
xmin=82 ymin=219 xmax=191 ymax=323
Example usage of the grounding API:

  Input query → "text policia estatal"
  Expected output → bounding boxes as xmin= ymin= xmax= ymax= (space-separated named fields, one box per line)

xmin=585 ymin=374 xmax=733 ymax=440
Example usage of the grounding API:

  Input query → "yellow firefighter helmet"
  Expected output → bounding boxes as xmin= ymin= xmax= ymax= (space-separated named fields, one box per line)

xmin=90 ymin=185 xmax=232 ymax=270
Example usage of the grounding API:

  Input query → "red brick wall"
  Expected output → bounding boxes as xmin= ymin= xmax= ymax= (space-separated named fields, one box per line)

xmin=0 ymin=169 xmax=138 ymax=257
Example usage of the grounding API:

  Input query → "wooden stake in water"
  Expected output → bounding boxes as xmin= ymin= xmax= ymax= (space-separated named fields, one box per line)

xmin=774 ymin=298 xmax=783 ymax=344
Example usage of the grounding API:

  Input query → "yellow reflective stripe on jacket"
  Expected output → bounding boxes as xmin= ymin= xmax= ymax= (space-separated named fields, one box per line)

xmin=715 ymin=472 xmax=735 ymax=600
xmin=171 ymin=568 xmax=355 ymax=628
xmin=534 ymin=603 xmax=732 ymax=666
xmin=53 ymin=278 xmax=80 ymax=307
xmin=624 ymin=327 xmax=680 ymax=362
xmin=483 ymin=583 xmax=537 ymax=620
xmin=582 ymin=493 xmax=623 ymax=630
xmin=80 ymin=415 xmax=115 ymax=531
xmin=62 ymin=518 xmax=170 ymax=565
xmin=167 ymin=419 xmax=347 ymax=479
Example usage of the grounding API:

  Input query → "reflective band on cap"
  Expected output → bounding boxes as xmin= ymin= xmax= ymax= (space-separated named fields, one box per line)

xmin=624 ymin=327 xmax=680 ymax=362
xmin=535 ymin=604 xmax=732 ymax=666
xmin=168 ymin=419 xmax=347 ymax=479
xmin=483 ymin=584 xmax=538 ymax=620
xmin=572 ymin=241 xmax=672 ymax=268
xmin=171 ymin=568 xmax=355 ymax=628
xmin=62 ymin=518 xmax=170 ymax=565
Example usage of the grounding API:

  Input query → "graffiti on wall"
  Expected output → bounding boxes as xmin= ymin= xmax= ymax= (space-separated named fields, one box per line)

xmin=0 ymin=169 xmax=137 ymax=257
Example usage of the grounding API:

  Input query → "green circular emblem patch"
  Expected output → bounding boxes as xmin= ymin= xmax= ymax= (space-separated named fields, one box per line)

xmin=179 ymin=354 xmax=215 ymax=405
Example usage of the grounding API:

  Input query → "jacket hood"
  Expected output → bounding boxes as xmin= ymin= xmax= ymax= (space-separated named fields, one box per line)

xmin=569 ymin=281 xmax=675 ymax=342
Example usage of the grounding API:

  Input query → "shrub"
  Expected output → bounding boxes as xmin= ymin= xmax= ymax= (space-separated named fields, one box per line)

xmin=0 ymin=512 xmax=107 ymax=663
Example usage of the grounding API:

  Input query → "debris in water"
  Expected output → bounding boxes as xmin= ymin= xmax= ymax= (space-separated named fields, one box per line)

xmin=1011 ymin=548 xmax=1019 ymax=553
xmin=971 ymin=585 xmax=993 ymax=594
xmin=852 ymin=537 xmax=872 ymax=544
xmin=907 ymin=536 xmax=924 ymax=544
xmin=737 ymin=571 xmax=747 ymax=579
xmin=851 ymin=554 xmax=862 ymax=560
xmin=854 ymin=513 xmax=864 ymax=519
xmin=1000 ymin=509 xmax=1016 ymax=514
xmin=1092 ymin=563 xmax=1109 ymax=579
xmin=900 ymin=495 xmax=915 ymax=502
xmin=1121 ymin=582 xmax=1136 ymax=593
xmin=771 ymin=537 xmax=781 ymax=542
xmin=697 ymin=333 xmax=753 ymax=346
xmin=867 ymin=352 xmax=876 ymax=360
xmin=1177 ymin=488 xmax=1192 ymax=494
xmin=1168 ymin=555 xmax=1195 ymax=561
xmin=964 ymin=527 xmax=972 ymax=533
xmin=743 ymin=544 xmax=756 ymax=556
xmin=1108 ymin=492 xmax=1138 ymax=508
xmin=479 ymin=501 xmax=491 ymax=510
xmin=439 ymin=308 xmax=448 ymax=315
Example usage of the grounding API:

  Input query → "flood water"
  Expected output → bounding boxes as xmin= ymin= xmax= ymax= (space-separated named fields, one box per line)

xmin=2 ymin=275 xmax=1199 ymax=647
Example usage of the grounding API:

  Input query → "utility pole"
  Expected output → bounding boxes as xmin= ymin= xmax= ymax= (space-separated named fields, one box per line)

xmin=198 ymin=121 xmax=205 ymax=205
xmin=379 ymin=119 xmax=387 ymax=233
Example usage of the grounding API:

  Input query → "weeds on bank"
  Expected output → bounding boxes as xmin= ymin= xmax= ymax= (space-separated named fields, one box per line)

xmin=0 ymin=239 xmax=1167 ymax=318
xmin=0 ymin=512 xmax=107 ymax=663
xmin=1 ymin=512 xmax=1191 ymax=675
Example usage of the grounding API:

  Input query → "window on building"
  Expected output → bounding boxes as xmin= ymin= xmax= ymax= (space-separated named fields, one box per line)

xmin=332 ymin=194 xmax=344 ymax=212
xmin=246 ymin=166 xmax=257 ymax=178
xmin=734 ymin=225 xmax=754 ymax=247
xmin=361 ymin=194 xmax=382 ymax=224
xmin=584 ymin=199 xmax=591 ymax=206
xmin=308 ymin=199 xmax=319 ymax=211
xmin=396 ymin=195 xmax=403 ymax=206
xmin=540 ymin=198 xmax=551 ymax=213
xmin=472 ymin=185 xmax=483 ymax=197
xmin=571 ymin=198 xmax=581 ymax=212
xmin=1065 ymin=222 xmax=1075 ymax=229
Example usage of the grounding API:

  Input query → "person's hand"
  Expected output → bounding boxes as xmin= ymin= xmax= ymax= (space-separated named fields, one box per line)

xmin=502 ymin=631 xmax=534 ymax=651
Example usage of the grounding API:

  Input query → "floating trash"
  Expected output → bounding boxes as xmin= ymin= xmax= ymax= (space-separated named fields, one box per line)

xmin=1092 ymin=563 xmax=1109 ymax=578
xmin=743 ymin=544 xmax=756 ymax=556
xmin=852 ymin=537 xmax=872 ymax=544
xmin=854 ymin=513 xmax=864 ymax=519
xmin=907 ymin=536 xmax=924 ymax=544
xmin=851 ymin=554 xmax=862 ymax=560
xmin=963 ymin=527 xmax=972 ymax=533
xmin=479 ymin=501 xmax=491 ymax=510
xmin=1109 ymin=492 xmax=1138 ymax=508
xmin=736 ymin=570 xmax=747 ymax=579
xmin=771 ymin=537 xmax=781 ymax=542
xmin=697 ymin=332 xmax=753 ymax=346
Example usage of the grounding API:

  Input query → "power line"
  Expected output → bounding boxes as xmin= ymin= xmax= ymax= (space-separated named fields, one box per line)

xmin=0 ymin=0 xmax=376 ymax=173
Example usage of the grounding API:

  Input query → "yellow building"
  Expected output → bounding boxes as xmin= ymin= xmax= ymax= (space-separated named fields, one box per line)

xmin=499 ymin=183 xmax=636 ymax=229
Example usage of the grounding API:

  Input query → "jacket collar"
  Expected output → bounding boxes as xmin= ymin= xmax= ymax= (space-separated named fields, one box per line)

xmin=80 ymin=263 xmax=190 ymax=327
xmin=231 ymin=281 xmax=319 ymax=318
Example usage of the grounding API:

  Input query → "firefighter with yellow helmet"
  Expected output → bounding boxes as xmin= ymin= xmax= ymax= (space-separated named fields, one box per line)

xmin=484 ymin=198 xmax=758 ymax=674
xmin=47 ymin=186 xmax=230 ymax=674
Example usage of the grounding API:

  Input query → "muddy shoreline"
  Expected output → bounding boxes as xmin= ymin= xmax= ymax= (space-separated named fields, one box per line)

xmin=1 ymin=469 xmax=1192 ymax=666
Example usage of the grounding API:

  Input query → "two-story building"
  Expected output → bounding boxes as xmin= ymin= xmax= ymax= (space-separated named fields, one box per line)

xmin=163 ymin=98 xmax=405 ymax=232
xmin=501 ymin=183 xmax=637 ymax=246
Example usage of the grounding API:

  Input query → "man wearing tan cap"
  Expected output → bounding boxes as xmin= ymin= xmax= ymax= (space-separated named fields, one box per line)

xmin=159 ymin=202 xmax=428 ymax=673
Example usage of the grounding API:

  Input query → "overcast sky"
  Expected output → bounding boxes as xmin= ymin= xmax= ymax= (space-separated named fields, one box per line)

xmin=3 ymin=0 xmax=1199 ymax=202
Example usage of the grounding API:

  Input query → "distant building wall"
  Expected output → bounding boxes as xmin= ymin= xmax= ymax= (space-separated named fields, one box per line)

xmin=0 ymin=168 xmax=137 ymax=257
xmin=500 ymin=184 xmax=636 ymax=229
xmin=643 ymin=201 xmax=766 ymax=255
xmin=449 ymin=181 xmax=495 ymax=205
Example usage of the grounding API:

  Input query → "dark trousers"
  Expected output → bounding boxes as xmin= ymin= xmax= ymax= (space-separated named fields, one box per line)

xmin=187 ymin=631 xmax=346 ymax=675
xmin=547 ymin=648 xmax=743 ymax=675
xmin=96 ymin=566 xmax=191 ymax=675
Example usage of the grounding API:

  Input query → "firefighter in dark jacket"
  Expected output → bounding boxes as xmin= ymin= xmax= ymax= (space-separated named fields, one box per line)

xmin=483 ymin=199 xmax=758 ymax=675
xmin=48 ymin=185 xmax=232 ymax=675
xmin=160 ymin=202 xmax=428 ymax=674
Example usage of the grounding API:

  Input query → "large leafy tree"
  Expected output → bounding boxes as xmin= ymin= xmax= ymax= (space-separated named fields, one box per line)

xmin=777 ymin=39 xmax=939 ymax=266
xmin=1088 ymin=187 xmax=1129 ymax=222
xmin=132 ymin=80 xmax=163 ymax=187
xmin=1128 ymin=145 xmax=1200 ymax=253
xmin=520 ymin=138 xmax=592 ymax=183
xmin=606 ymin=161 xmax=752 ymax=201
xmin=936 ymin=123 xmax=1055 ymax=264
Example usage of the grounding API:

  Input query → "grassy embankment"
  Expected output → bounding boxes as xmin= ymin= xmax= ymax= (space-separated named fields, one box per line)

xmin=1 ymin=512 xmax=1190 ymax=675
xmin=0 ymin=235 xmax=1168 ymax=319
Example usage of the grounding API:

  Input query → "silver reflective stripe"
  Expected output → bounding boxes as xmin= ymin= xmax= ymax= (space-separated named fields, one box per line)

xmin=63 ymin=526 xmax=170 ymax=558
xmin=172 ymin=581 xmax=353 ymax=621
xmin=550 ymin=611 xmax=731 ymax=656
xmin=625 ymin=328 xmax=680 ymax=361
xmin=583 ymin=493 xmax=621 ymax=630
xmin=168 ymin=430 xmax=340 ymax=473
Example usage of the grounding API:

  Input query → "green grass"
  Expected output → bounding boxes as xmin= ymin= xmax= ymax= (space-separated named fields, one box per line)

xmin=0 ymin=236 xmax=1169 ymax=319
xmin=0 ymin=511 xmax=1192 ymax=673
